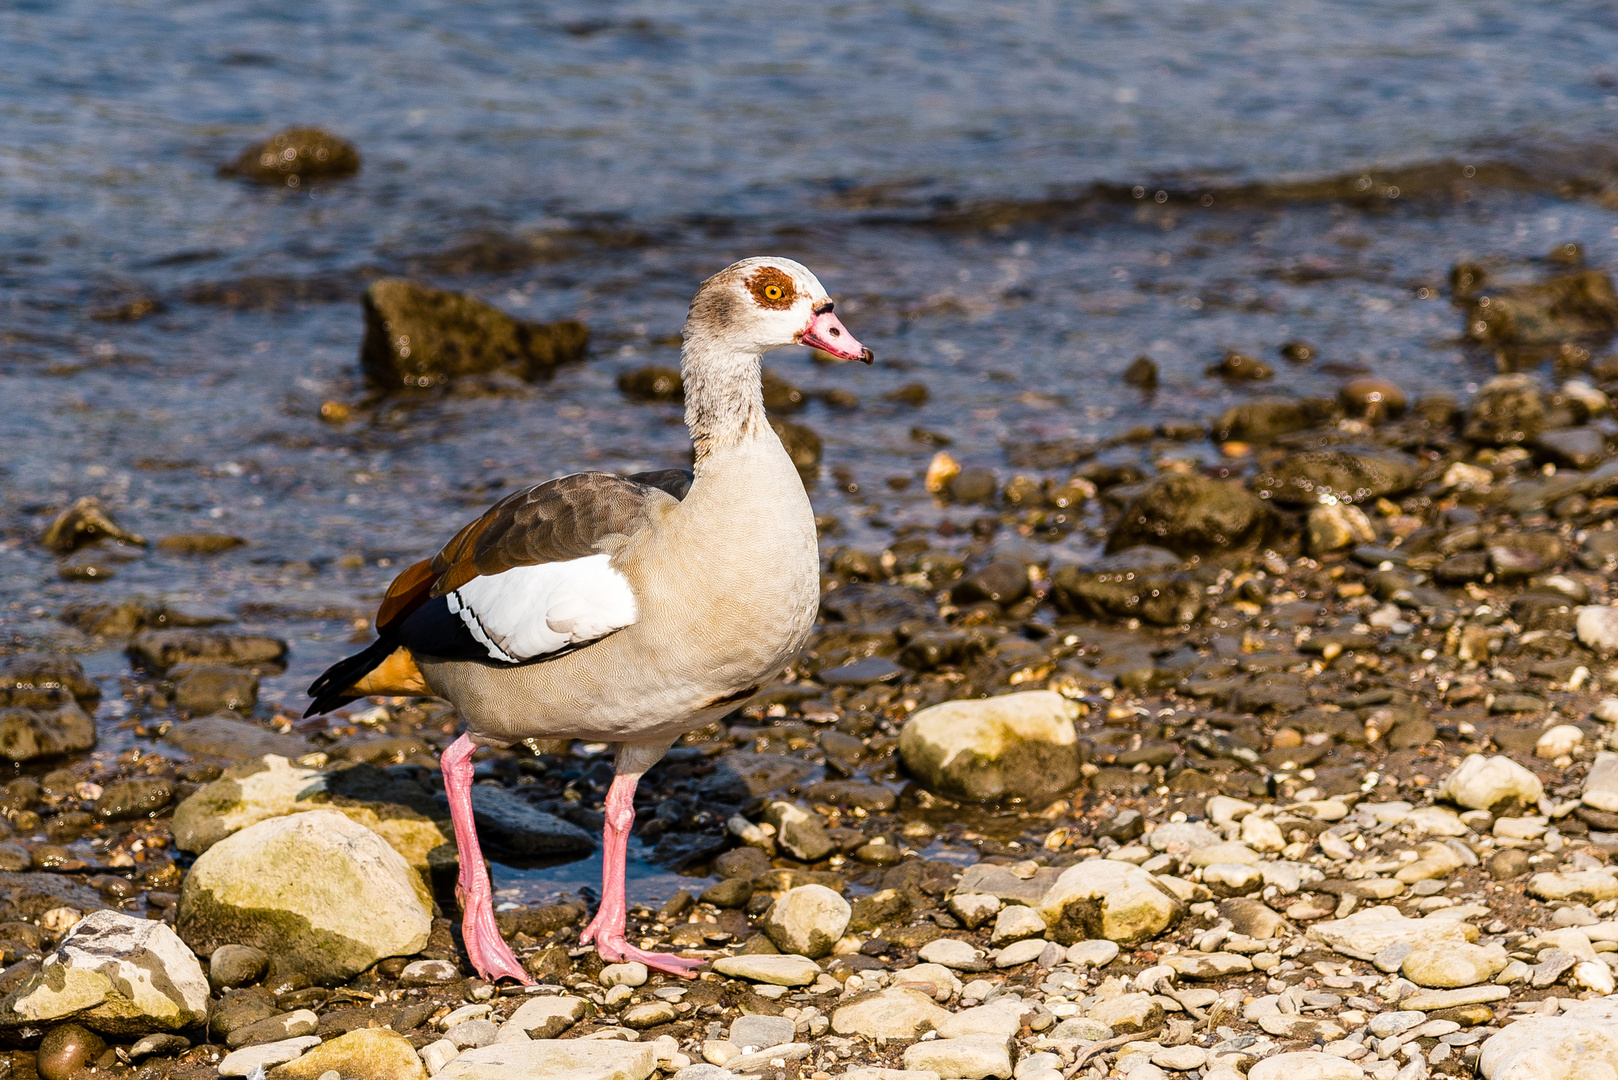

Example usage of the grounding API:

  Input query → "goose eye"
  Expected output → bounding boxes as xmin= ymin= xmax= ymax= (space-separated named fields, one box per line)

xmin=764 ymin=284 xmax=784 ymax=301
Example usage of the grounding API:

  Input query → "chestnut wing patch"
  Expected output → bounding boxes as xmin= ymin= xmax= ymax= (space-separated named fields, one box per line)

xmin=371 ymin=472 xmax=677 ymax=663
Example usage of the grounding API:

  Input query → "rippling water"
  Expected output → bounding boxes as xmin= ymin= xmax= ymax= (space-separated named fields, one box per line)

xmin=5 ymin=0 xmax=1618 ymax=755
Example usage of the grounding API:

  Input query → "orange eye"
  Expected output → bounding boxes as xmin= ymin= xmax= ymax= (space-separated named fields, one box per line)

xmin=764 ymin=284 xmax=784 ymax=301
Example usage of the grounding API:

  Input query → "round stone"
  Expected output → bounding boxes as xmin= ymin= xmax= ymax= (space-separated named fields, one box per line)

xmin=37 ymin=1024 xmax=106 ymax=1080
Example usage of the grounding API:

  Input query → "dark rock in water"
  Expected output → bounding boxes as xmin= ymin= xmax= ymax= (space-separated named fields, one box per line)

xmin=1252 ymin=449 xmax=1420 ymax=506
xmin=1107 ymin=474 xmax=1277 ymax=557
xmin=886 ymin=382 xmax=930 ymax=406
xmin=700 ymin=751 xmax=816 ymax=801
xmin=0 ymin=701 xmax=96 ymax=762
xmin=127 ymin=629 xmax=288 ymax=675
xmin=1279 ymin=341 xmax=1317 ymax=363
xmin=493 ymin=903 xmax=582 ymax=940
xmin=360 ymin=278 xmax=589 ymax=390
xmin=155 ymin=533 xmax=246 ymax=556
xmin=1463 ymin=269 xmax=1618 ymax=346
xmin=950 ymin=467 xmax=998 ymax=505
xmin=162 ymin=714 xmax=314 ymax=763
xmin=209 ymin=988 xmax=282 ymax=1040
xmin=1211 ymin=398 xmax=1339 ymax=443
xmin=899 ymin=631 xmax=983 ymax=671
xmin=771 ymin=418 xmax=822 ymax=473
xmin=618 ymin=365 xmax=683 ymax=401
xmin=818 ymin=656 xmax=904 ymax=687
xmin=448 ymin=786 xmax=595 ymax=856
xmin=1339 ymin=377 xmax=1407 ymax=421
xmin=1050 ymin=546 xmax=1204 ymax=626
xmin=39 ymin=497 xmax=146 ymax=554
xmin=762 ymin=369 xmax=807 ymax=413
xmin=950 ymin=560 xmax=1029 ymax=607
xmin=172 ymin=663 xmax=259 ymax=714
xmin=803 ymin=780 xmax=898 ymax=812
xmin=59 ymin=598 xmax=233 ymax=639
xmin=94 ymin=778 xmax=174 ymax=821
xmin=37 ymin=1022 xmax=105 ymax=1080
xmin=221 ymin=127 xmax=361 ymax=186
xmin=1207 ymin=350 xmax=1273 ymax=380
xmin=1122 ymin=355 xmax=1158 ymax=389
xmin=1450 ymin=263 xmax=1488 ymax=301
xmin=0 ymin=654 xmax=99 ymax=708
xmin=0 ymin=872 xmax=109 ymax=918
xmin=1464 ymin=374 xmax=1546 ymax=445
xmin=820 ymin=583 xmax=931 ymax=629
xmin=714 ymin=846 xmax=773 ymax=881
xmin=1537 ymin=427 xmax=1608 ymax=469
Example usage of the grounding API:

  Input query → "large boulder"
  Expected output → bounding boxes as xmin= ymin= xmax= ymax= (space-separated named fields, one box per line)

xmin=1478 ymin=995 xmax=1618 ymax=1080
xmin=1036 ymin=859 xmax=1183 ymax=945
xmin=899 ymin=691 xmax=1082 ymax=804
xmin=1050 ymin=546 xmax=1204 ymax=626
xmin=0 ymin=910 xmax=208 ymax=1035
xmin=1252 ymin=449 xmax=1419 ymax=507
xmin=360 ymin=279 xmax=588 ymax=390
xmin=1107 ymin=474 xmax=1277 ymax=558
xmin=222 ymin=127 xmax=361 ymax=186
xmin=177 ymin=810 xmax=432 ymax=985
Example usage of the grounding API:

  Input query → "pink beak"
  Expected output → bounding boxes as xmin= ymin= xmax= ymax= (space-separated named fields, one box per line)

xmin=796 ymin=307 xmax=873 ymax=363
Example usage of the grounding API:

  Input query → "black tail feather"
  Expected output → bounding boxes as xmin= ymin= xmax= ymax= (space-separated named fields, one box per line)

xmin=304 ymin=636 xmax=396 ymax=718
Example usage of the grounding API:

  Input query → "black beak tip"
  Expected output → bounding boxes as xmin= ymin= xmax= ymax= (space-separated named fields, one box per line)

xmin=859 ymin=348 xmax=875 ymax=365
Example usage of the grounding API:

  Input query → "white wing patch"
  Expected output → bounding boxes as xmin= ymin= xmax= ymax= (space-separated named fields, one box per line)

xmin=446 ymin=553 xmax=638 ymax=663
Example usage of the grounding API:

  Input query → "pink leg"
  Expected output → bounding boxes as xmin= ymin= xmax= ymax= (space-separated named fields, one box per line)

xmin=441 ymin=734 xmax=533 ymax=984
xmin=578 ymin=771 xmax=703 ymax=978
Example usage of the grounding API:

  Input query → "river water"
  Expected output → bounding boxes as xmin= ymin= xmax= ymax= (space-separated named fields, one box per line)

xmin=5 ymin=1 xmax=1618 ymax=892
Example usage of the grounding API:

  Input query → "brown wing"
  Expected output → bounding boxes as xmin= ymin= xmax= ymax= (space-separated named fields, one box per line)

xmin=430 ymin=471 xmax=676 ymax=596
xmin=370 ymin=471 xmax=682 ymax=636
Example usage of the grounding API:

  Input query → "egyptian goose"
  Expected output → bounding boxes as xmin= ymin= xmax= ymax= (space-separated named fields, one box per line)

xmin=306 ymin=257 xmax=871 ymax=980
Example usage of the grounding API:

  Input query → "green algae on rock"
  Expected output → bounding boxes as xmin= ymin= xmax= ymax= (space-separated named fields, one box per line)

xmin=360 ymin=278 xmax=589 ymax=390
xmin=0 ymin=910 xmax=208 ymax=1036
xmin=899 ymin=690 xmax=1082 ymax=804
xmin=177 ymin=809 xmax=432 ymax=986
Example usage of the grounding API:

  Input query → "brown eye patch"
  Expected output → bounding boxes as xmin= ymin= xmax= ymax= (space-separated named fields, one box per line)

xmin=747 ymin=267 xmax=797 ymax=310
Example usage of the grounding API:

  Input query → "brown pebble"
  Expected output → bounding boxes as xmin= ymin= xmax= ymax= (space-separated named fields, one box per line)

xmin=37 ymin=1023 xmax=105 ymax=1080
xmin=1488 ymin=848 xmax=1532 ymax=880
xmin=1339 ymin=376 xmax=1408 ymax=421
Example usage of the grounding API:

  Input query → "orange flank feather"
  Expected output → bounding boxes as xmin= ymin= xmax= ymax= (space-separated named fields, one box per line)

xmin=375 ymin=557 xmax=439 ymax=632
xmin=347 ymin=647 xmax=430 ymax=697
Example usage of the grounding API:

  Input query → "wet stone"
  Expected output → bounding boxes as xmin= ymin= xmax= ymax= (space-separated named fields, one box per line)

xmin=94 ymin=777 xmax=173 ymax=821
xmin=223 ymin=127 xmax=361 ymax=184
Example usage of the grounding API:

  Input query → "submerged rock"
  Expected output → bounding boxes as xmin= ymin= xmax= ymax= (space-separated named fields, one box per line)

xmin=127 ymin=629 xmax=287 ymax=675
xmin=222 ymin=127 xmax=361 ymax=185
xmin=898 ymin=691 xmax=1082 ymax=803
xmin=1464 ymin=270 xmax=1618 ymax=346
xmin=177 ymin=809 xmax=432 ymax=985
xmin=0 ymin=701 xmax=96 ymax=763
xmin=1108 ymin=473 xmax=1277 ymax=557
xmin=1050 ymin=546 xmax=1204 ymax=626
xmin=0 ymin=654 xmax=99 ymax=709
xmin=0 ymin=910 xmax=208 ymax=1035
xmin=360 ymin=278 xmax=589 ymax=390
xmin=39 ymin=497 xmax=146 ymax=554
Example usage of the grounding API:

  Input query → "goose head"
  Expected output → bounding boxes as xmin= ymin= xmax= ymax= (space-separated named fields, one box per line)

xmin=686 ymin=256 xmax=872 ymax=363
